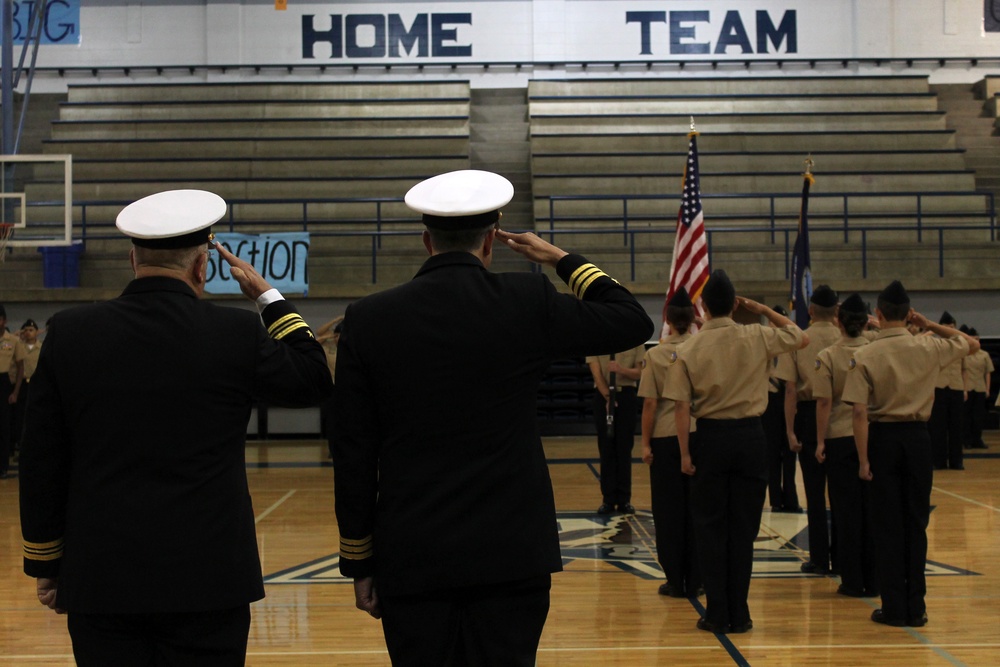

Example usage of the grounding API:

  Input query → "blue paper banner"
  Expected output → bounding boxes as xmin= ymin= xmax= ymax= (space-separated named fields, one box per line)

xmin=207 ymin=232 xmax=310 ymax=296
xmin=3 ymin=1 xmax=81 ymax=45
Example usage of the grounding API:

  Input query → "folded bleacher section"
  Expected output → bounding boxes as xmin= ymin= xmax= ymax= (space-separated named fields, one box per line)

xmin=30 ymin=81 xmax=471 ymax=291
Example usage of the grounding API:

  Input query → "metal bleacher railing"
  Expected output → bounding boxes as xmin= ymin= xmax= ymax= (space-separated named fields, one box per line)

xmin=37 ymin=188 xmax=999 ymax=284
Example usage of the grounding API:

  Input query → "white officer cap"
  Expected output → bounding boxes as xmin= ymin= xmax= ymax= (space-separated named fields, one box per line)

xmin=405 ymin=169 xmax=513 ymax=230
xmin=116 ymin=189 xmax=227 ymax=249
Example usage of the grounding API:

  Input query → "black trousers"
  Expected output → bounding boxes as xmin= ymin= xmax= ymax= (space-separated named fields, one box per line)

xmin=0 ymin=376 xmax=13 ymax=474
xmin=763 ymin=389 xmax=799 ymax=510
xmin=795 ymin=401 xmax=831 ymax=570
xmin=965 ymin=390 xmax=987 ymax=448
xmin=868 ymin=421 xmax=933 ymax=623
xmin=690 ymin=417 xmax=767 ymax=629
xmin=649 ymin=435 xmax=701 ymax=595
xmin=11 ymin=378 xmax=29 ymax=449
xmin=929 ymin=387 xmax=964 ymax=469
xmin=824 ymin=436 xmax=877 ymax=595
xmin=592 ymin=387 xmax=638 ymax=506
xmin=67 ymin=605 xmax=251 ymax=667
xmin=380 ymin=575 xmax=551 ymax=667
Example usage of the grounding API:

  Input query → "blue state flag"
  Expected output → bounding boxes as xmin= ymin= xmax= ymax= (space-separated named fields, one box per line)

xmin=789 ymin=171 xmax=814 ymax=329
xmin=207 ymin=232 xmax=310 ymax=295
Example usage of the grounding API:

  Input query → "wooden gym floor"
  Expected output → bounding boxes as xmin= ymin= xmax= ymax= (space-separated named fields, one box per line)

xmin=1 ymin=433 xmax=999 ymax=666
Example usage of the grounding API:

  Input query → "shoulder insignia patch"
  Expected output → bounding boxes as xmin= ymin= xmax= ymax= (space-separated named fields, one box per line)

xmin=669 ymin=351 xmax=678 ymax=363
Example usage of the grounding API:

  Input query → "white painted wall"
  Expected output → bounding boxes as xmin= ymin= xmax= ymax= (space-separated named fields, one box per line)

xmin=17 ymin=0 xmax=1000 ymax=91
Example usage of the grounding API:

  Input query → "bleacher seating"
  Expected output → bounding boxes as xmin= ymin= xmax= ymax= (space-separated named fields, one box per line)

xmin=528 ymin=76 xmax=993 ymax=287
xmin=28 ymin=81 xmax=471 ymax=290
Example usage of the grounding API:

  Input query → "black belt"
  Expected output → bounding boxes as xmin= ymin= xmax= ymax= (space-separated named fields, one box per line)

xmin=697 ymin=416 xmax=761 ymax=429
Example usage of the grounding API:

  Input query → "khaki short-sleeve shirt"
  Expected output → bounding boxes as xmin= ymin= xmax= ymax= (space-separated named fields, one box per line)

xmin=769 ymin=351 xmax=796 ymax=393
xmin=841 ymin=328 xmax=969 ymax=422
xmin=791 ymin=321 xmax=841 ymax=401
xmin=814 ymin=336 xmax=869 ymax=439
xmin=638 ymin=333 xmax=695 ymax=438
xmin=1 ymin=332 xmax=27 ymax=383
xmin=587 ymin=343 xmax=647 ymax=389
xmin=962 ymin=349 xmax=994 ymax=393
xmin=22 ymin=341 xmax=42 ymax=381
xmin=935 ymin=341 xmax=965 ymax=391
xmin=663 ymin=317 xmax=804 ymax=419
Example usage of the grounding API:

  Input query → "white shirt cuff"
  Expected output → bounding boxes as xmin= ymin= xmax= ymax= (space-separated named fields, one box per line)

xmin=255 ymin=288 xmax=284 ymax=313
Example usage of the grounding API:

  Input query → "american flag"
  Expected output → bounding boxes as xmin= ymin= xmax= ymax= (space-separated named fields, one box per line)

xmin=664 ymin=131 xmax=710 ymax=329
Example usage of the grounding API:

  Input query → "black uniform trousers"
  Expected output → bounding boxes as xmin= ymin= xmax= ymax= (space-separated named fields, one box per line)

xmin=379 ymin=574 xmax=551 ymax=667
xmin=929 ymin=387 xmax=964 ymax=469
xmin=67 ymin=605 xmax=251 ymax=667
xmin=11 ymin=378 xmax=30 ymax=450
xmin=763 ymin=387 xmax=799 ymax=510
xmin=824 ymin=436 xmax=878 ymax=595
xmin=649 ymin=435 xmax=701 ymax=596
xmin=592 ymin=386 xmax=638 ymax=506
xmin=867 ymin=421 xmax=933 ymax=624
xmin=965 ymin=390 xmax=987 ymax=449
xmin=0 ymin=375 xmax=13 ymax=475
xmin=690 ymin=417 xmax=767 ymax=630
xmin=795 ymin=400 xmax=832 ymax=571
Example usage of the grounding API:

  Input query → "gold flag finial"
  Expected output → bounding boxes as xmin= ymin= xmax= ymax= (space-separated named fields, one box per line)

xmin=690 ymin=116 xmax=697 ymax=132
xmin=804 ymin=154 xmax=814 ymax=175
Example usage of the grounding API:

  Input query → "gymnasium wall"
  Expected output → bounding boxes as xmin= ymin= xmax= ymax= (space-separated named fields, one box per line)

xmin=16 ymin=0 xmax=1000 ymax=92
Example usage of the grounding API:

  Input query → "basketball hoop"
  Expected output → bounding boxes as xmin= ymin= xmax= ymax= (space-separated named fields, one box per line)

xmin=0 ymin=223 xmax=13 ymax=262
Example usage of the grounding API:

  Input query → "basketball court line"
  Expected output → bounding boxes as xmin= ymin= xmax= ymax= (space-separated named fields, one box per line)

xmin=254 ymin=489 xmax=297 ymax=524
xmin=933 ymin=486 xmax=1000 ymax=513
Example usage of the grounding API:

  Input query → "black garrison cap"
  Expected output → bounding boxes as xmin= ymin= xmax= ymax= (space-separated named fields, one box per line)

xmin=810 ymin=284 xmax=838 ymax=307
xmin=878 ymin=280 xmax=910 ymax=306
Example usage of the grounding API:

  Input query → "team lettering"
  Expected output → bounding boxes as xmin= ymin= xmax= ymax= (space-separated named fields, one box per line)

xmin=301 ymin=13 xmax=472 ymax=59
xmin=627 ymin=10 xmax=797 ymax=55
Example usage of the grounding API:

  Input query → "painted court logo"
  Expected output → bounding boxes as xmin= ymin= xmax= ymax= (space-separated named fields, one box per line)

xmin=263 ymin=509 xmax=975 ymax=584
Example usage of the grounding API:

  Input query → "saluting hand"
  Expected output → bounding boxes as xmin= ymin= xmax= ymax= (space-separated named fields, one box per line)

xmin=495 ymin=229 xmax=569 ymax=267
xmin=214 ymin=241 xmax=274 ymax=301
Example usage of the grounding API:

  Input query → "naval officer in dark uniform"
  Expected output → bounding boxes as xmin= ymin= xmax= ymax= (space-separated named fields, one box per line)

xmin=332 ymin=170 xmax=653 ymax=666
xmin=664 ymin=270 xmax=807 ymax=634
xmin=19 ymin=189 xmax=333 ymax=666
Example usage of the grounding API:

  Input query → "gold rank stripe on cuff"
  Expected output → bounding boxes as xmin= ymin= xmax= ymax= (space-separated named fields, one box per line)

xmin=339 ymin=535 xmax=374 ymax=561
xmin=268 ymin=313 xmax=312 ymax=341
xmin=23 ymin=538 xmax=64 ymax=562
xmin=568 ymin=264 xmax=607 ymax=299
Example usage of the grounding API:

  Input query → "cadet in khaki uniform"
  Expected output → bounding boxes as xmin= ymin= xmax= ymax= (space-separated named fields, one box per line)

xmin=814 ymin=294 xmax=877 ymax=598
xmin=842 ymin=281 xmax=979 ymax=628
xmin=588 ymin=342 xmax=647 ymax=514
xmin=962 ymin=328 xmax=993 ymax=449
xmin=639 ymin=287 xmax=700 ymax=598
xmin=764 ymin=306 xmax=801 ymax=513
xmin=0 ymin=304 xmax=27 ymax=478
xmin=928 ymin=311 xmax=966 ymax=470
xmin=664 ymin=270 xmax=807 ymax=634
xmin=785 ymin=285 xmax=842 ymax=574
xmin=11 ymin=319 xmax=42 ymax=457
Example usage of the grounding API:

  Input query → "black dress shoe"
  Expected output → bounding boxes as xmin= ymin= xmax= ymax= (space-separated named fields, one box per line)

xmin=618 ymin=503 xmax=636 ymax=514
xmin=800 ymin=561 xmax=830 ymax=575
xmin=908 ymin=613 xmax=928 ymax=627
xmin=729 ymin=620 xmax=753 ymax=634
xmin=950 ymin=465 xmax=965 ymax=470
xmin=836 ymin=584 xmax=865 ymax=598
xmin=696 ymin=617 xmax=729 ymax=634
xmin=596 ymin=503 xmax=614 ymax=514
xmin=690 ymin=585 xmax=705 ymax=597
xmin=871 ymin=609 xmax=906 ymax=627
xmin=658 ymin=583 xmax=686 ymax=598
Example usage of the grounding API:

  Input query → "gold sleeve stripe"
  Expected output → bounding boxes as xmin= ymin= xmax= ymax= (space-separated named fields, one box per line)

xmin=340 ymin=535 xmax=373 ymax=547
xmin=578 ymin=271 xmax=607 ymax=296
xmin=267 ymin=313 xmax=300 ymax=336
xmin=569 ymin=264 xmax=601 ymax=294
xmin=272 ymin=321 xmax=311 ymax=341
xmin=24 ymin=538 xmax=64 ymax=561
